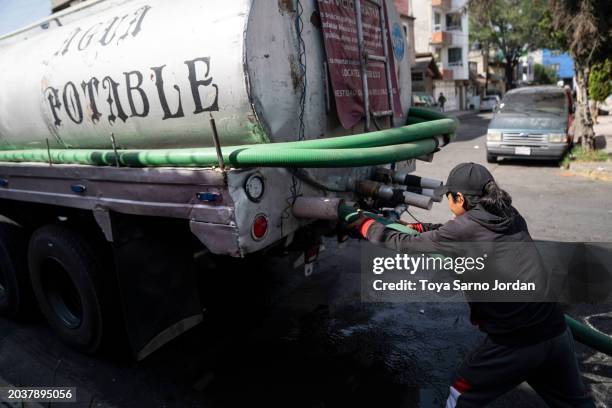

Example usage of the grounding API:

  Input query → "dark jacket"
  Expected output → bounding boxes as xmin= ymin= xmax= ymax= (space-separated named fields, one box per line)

xmin=365 ymin=205 xmax=566 ymax=346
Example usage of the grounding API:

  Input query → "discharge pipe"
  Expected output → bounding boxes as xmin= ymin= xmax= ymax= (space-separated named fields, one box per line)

xmin=373 ymin=168 xmax=443 ymax=189
xmin=404 ymin=187 xmax=443 ymax=203
xmin=355 ymin=180 xmax=433 ymax=210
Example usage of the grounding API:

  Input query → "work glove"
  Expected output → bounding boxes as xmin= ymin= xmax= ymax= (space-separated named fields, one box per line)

xmin=406 ymin=223 xmax=443 ymax=233
xmin=341 ymin=210 xmax=371 ymax=239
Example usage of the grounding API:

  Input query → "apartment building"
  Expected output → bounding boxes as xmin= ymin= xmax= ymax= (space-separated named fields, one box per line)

xmin=412 ymin=0 xmax=469 ymax=111
xmin=521 ymin=49 xmax=575 ymax=87
xmin=469 ymin=47 xmax=508 ymax=96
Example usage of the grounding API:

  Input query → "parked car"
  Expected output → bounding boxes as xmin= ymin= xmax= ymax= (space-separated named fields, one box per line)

xmin=485 ymin=86 xmax=574 ymax=163
xmin=412 ymin=92 xmax=437 ymax=107
xmin=480 ymin=95 xmax=500 ymax=112
xmin=598 ymin=94 xmax=612 ymax=115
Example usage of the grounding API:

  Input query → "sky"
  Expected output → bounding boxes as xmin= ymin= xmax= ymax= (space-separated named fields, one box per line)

xmin=0 ymin=0 xmax=51 ymax=36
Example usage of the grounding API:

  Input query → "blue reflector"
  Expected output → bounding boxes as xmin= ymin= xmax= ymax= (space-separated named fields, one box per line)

xmin=196 ymin=192 xmax=220 ymax=202
xmin=0 ymin=179 xmax=8 ymax=187
xmin=71 ymin=184 xmax=87 ymax=194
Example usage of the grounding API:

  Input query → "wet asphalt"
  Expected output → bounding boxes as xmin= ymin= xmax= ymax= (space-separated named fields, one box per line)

xmin=0 ymin=112 xmax=611 ymax=407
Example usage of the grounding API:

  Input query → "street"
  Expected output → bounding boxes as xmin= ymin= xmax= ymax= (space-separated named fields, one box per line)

xmin=0 ymin=112 xmax=611 ymax=407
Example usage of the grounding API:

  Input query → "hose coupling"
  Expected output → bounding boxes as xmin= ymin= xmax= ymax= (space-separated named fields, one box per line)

xmin=372 ymin=168 xmax=443 ymax=189
xmin=355 ymin=180 xmax=433 ymax=210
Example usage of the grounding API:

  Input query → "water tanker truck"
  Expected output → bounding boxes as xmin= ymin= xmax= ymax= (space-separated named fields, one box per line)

xmin=0 ymin=0 xmax=458 ymax=358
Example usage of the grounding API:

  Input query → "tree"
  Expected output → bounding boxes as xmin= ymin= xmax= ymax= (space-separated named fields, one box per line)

xmin=549 ymin=0 xmax=612 ymax=149
xmin=534 ymin=63 xmax=559 ymax=84
xmin=588 ymin=59 xmax=612 ymax=103
xmin=469 ymin=0 xmax=550 ymax=90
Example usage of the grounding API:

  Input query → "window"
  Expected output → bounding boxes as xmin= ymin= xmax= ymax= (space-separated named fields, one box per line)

xmin=448 ymin=47 xmax=463 ymax=66
xmin=498 ymin=91 xmax=566 ymax=116
xmin=412 ymin=72 xmax=424 ymax=82
xmin=549 ymin=63 xmax=560 ymax=73
xmin=445 ymin=13 xmax=462 ymax=31
xmin=433 ymin=12 xmax=441 ymax=31
xmin=469 ymin=61 xmax=477 ymax=74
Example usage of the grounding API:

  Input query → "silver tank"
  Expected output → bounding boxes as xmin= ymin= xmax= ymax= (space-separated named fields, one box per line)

xmin=0 ymin=0 xmax=412 ymax=150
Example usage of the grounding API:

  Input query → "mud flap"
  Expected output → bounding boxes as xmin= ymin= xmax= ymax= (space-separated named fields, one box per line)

xmin=110 ymin=213 xmax=203 ymax=361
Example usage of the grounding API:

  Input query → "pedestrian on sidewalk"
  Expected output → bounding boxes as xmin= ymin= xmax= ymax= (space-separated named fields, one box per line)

xmin=438 ymin=92 xmax=447 ymax=112
xmin=348 ymin=163 xmax=595 ymax=407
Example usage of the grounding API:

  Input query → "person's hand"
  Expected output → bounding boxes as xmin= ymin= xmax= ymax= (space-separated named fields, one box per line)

xmin=345 ymin=210 xmax=369 ymax=229
xmin=404 ymin=223 xmax=443 ymax=233
xmin=341 ymin=210 xmax=371 ymax=239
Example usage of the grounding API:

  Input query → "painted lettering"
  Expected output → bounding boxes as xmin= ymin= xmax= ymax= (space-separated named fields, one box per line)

xmin=54 ymin=5 xmax=152 ymax=57
xmin=124 ymin=70 xmax=149 ymax=117
xmin=62 ymin=82 xmax=83 ymax=124
xmin=44 ymin=55 xmax=218 ymax=128
xmin=185 ymin=57 xmax=219 ymax=114
xmin=118 ymin=5 xmax=152 ymax=43
xmin=44 ymin=86 xmax=62 ymax=127
xmin=81 ymin=78 xmax=102 ymax=123
xmin=99 ymin=16 xmax=126 ymax=46
xmin=77 ymin=23 xmax=102 ymax=51
xmin=54 ymin=27 xmax=81 ymax=56
xmin=151 ymin=65 xmax=185 ymax=120
xmin=102 ymin=76 xmax=129 ymax=124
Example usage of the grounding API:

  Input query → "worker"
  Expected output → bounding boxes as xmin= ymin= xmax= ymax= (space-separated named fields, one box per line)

xmin=348 ymin=163 xmax=594 ymax=407
xmin=438 ymin=92 xmax=447 ymax=112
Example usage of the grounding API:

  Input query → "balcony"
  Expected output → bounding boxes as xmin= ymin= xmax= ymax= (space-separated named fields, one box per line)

xmin=431 ymin=0 xmax=451 ymax=10
xmin=430 ymin=31 xmax=452 ymax=46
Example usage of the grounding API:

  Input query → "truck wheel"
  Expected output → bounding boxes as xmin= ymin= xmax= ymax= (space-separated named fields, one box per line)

xmin=486 ymin=153 xmax=497 ymax=163
xmin=0 ymin=221 xmax=30 ymax=317
xmin=28 ymin=225 xmax=105 ymax=353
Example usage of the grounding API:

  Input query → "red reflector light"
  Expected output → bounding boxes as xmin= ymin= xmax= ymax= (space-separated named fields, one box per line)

xmin=252 ymin=214 xmax=268 ymax=240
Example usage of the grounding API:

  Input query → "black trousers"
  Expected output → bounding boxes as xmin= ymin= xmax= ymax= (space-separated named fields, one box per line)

xmin=446 ymin=328 xmax=595 ymax=407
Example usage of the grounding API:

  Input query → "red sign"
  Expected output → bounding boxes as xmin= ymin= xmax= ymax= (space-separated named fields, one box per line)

xmin=318 ymin=0 xmax=403 ymax=129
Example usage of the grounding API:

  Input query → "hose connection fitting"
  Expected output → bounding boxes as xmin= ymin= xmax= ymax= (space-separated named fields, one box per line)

xmin=355 ymin=180 xmax=433 ymax=210
xmin=371 ymin=169 xmax=443 ymax=204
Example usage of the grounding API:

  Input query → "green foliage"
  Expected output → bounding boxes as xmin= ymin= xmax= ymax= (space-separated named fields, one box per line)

xmin=537 ymin=9 xmax=568 ymax=51
xmin=549 ymin=0 xmax=612 ymax=65
xmin=468 ymin=0 xmax=551 ymax=87
xmin=588 ymin=59 xmax=612 ymax=102
xmin=533 ymin=63 xmax=558 ymax=84
xmin=562 ymin=145 xmax=609 ymax=168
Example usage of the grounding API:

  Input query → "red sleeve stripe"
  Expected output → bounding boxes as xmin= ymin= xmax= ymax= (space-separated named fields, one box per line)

xmin=411 ymin=223 xmax=424 ymax=233
xmin=452 ymin=377 xmax=472 ymax=393
xmin=360 ymin=219 xmax=377 ymax=238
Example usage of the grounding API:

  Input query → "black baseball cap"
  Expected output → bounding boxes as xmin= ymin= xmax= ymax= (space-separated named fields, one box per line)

xmin=434 ymin=163 xmax=494 ymax=197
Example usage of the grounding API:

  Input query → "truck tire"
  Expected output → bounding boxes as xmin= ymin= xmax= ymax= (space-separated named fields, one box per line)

xmin=0 ymin=221 xmax=30 ymax=317
xmin=28 ymin=225 xmax=105 ymax=354
xmin=486 ymin=153 xmax=497 ymax=163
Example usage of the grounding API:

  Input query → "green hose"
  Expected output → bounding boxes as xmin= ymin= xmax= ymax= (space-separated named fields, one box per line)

xmin=565 ymin=315 xmax=612 ymax=357
xmin=0 ymin=108 xmax=455 ymax=168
